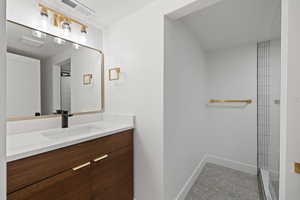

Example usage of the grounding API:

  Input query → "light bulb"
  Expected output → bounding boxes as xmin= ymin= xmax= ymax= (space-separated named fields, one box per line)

xmin=61 ymin=21 xmax=71 ymax=36
xmin=40 ymin=8 xmax=49 ymax=29
xmin=41 ymin=17 xmax=48 ymax=29
xmin=63 ymin=28 xmax=70 ymax=36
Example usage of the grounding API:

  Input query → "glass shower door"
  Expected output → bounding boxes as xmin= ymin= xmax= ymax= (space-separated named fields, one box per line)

xmin=257 ymin=40 xmax=280 ymax=200
xmin=268 ymin=39 xmax=281 ymax=199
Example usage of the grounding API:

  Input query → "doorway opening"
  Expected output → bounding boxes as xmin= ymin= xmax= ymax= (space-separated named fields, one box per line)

xmin=164 ymin=0 xmax=281 ymax=199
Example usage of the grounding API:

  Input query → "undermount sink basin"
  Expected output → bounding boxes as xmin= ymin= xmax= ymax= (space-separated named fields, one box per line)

xmin=41 ymin=126 xmax=103 ymax=140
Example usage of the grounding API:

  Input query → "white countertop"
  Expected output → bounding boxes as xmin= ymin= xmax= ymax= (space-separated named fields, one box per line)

xmin=7 ymin=117 xmax=134 ymax=162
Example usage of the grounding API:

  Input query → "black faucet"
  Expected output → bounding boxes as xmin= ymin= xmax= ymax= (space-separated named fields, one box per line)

xmin=62 ymin=110 xmax=73 ymax=128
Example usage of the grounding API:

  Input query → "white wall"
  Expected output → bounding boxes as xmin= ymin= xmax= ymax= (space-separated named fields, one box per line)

xmin=164 ymin=18 xmax=208 ymax=200
xmin=280 ymin=0 xmax=300 ymax=199
xmin=7 ymin=0 xmax=102 ymax=50
xmin=7 ymin=53 xmax=41 ymax=118
xmin=0 ymin=0 xmax=6 ymax=199
xmin=103 ymin=7 xmax=165 ymax=199
xmin=205 ymin=44 xmax=257 ymax=167
xmin=104 ymin=1 xmax=284 ymax=197
xmin=103 ymin=0 xmax=229 ymax=199
xmin=164 ymin=23 xmax=262 ymax=198
xmin=163 ymin=33 xmax=281 ymax=200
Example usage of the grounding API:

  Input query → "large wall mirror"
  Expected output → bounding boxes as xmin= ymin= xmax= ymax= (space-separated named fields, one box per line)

xmin=6 ymin=21 xmax=104 ymax=121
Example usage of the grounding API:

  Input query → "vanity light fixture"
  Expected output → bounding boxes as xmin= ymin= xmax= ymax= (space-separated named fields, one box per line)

xmin=39 ymin=4 xmax=88 ymax=35
xmin=54 ymin=37 xmax=66 ymax=45
xmin=32 ymin=30 xmax=47 ymax=39
xmin=40 ymin=5 xmax=49 ymax=28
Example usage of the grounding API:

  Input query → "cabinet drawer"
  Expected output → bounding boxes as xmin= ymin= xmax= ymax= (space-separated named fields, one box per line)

xmin=91 ymin=146 xmax=133 ymax=199
xmin=7 ymin=129 xmax=133 ymax=194
xmin=91 ymin=179 xmax=133 ymax=200
xmin=8 ymin=163 xmax=91 ymax=200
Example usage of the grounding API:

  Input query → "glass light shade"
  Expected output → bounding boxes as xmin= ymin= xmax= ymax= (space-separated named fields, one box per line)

xmin=62 ymin=21 xmax=71 ymax=33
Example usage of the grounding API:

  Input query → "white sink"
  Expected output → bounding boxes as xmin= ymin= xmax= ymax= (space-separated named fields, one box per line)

xmin=41 ymin=125 xmax=104 ymax=140
xmin=7 ymin=114 xmax=134 ymax=162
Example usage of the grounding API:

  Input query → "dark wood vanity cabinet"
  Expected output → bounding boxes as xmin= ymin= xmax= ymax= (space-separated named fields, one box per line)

xmin=91 ymin=146 xmax=133 ymax=200
xmin=8 ymin=165 xmax=92 ymax=200
xmin=7 ymin=129 xmax=134 ymax=200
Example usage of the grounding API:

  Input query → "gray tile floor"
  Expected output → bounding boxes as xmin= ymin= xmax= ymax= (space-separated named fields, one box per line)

xmin=185 ymin=163 xmax=260 ymax=200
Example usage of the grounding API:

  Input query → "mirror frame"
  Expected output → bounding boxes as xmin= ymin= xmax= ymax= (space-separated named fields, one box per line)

xmin=6 ymin=20 xmax=105 ymax=121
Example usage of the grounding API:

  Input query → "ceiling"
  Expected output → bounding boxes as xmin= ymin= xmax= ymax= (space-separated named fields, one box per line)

xmin=181 ymin=0 xmax=281 ymax=52
xmin=79 ymin=0 xmax=157 ymax=27
xmin=41 ymin=0 xmax=157 ymax=28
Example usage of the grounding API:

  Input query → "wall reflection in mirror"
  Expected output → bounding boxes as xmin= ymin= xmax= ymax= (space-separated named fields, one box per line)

xmin=6 ymin=21 xmax=103 ymax=120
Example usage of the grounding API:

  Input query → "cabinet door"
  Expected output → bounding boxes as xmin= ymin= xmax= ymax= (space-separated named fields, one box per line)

xmin=7 ymin=129 xmax=133 ymax=194
xmin=91 ymin=147 xmax=133 ymax=200
xmin=8 ymin=162 xmax=91 ymax=200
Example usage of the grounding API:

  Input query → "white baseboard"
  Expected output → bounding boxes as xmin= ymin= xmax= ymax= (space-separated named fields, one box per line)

xmin=205 ymin=155 xmax=257 ymax=175
xmin=175 ymin=154 xmax=257 ymax=200
xmin=175 ymin=156 xmax=207 ymax=200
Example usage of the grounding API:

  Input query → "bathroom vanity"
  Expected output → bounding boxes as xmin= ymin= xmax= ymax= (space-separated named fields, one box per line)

xmin=7 ymin=121 xmax=134 ymax=200
xmin=5 ymin=20 xmax=134 ymax=200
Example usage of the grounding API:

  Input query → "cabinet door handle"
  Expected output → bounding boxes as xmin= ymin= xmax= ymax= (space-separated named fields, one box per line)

xmin=72 ymin=162 xmax=91 ymax=171
xmin=93 ymin=154 xmax=109 ymax=162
